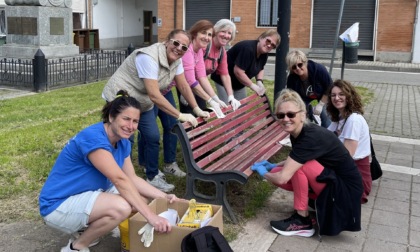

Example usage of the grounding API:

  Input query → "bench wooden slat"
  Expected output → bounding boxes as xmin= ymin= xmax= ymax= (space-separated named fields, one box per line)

xmin=181 ymin=94 xmax=267 ymax=132
xmin=189 ymin=104 xmax=270 ymax=151
xmin=185 ymin=96 xmax=270 ymax=140
xmin=192 ymin=109 xmax=271 ymax=161
xmin=204 ymin=121 xmax=284 ymax=172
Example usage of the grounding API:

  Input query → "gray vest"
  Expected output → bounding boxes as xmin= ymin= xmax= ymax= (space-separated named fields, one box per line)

xmin=102 ymin=43 xmax=181 ymax=112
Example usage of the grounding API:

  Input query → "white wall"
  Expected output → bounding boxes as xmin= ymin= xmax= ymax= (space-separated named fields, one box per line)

xmin=412 ymin=1 xmax=420 ymax=63
xmin=92 ymin=0 xmax=157 ymax=48
xmin=72 ymin=0 xmax=85 ymax=13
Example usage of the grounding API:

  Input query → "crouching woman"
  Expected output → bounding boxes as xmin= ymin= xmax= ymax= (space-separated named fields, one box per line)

xmin=39 ymin=90 xmax=183 ymax=252
xmin=252 ymin=88 xmax=363 ymax=237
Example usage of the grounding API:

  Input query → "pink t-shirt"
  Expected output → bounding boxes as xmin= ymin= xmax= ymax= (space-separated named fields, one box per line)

xmin=182 ymin=43 xmax=206 ymax=88
xmin=203 ymin=42 xmax=229 ymax=76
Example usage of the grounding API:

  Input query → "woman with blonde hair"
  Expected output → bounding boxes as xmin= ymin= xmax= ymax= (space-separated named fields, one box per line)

xmin=252 ymin=88 xmax=363 ymax=237
xmin=204 ymin=19 xmax=241 ymax=110
xmin=286 ymin=49 xmax=332 ymax=128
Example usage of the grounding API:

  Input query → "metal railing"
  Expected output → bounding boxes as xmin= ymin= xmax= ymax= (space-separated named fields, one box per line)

xmin=0 ymin=49 xmax=128 ymax=91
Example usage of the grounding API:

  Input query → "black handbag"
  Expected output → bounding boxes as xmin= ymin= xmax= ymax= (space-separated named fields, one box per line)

xmin=370 ymin=136 xmax=383 ymax=180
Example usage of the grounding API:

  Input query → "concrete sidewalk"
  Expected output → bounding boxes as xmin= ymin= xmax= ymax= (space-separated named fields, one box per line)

xmin=1 ymin=59 xmax=420 ymax=251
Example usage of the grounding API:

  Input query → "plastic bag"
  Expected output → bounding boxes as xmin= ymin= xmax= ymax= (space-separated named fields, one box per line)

xmin=339 ymin=22 xmax=359 ymax=43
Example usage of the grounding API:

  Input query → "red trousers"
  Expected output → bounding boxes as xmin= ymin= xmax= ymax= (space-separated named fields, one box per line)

xmin=355 ymin=156 xmax=371 ymax=203
xmin=270 ymin=160 xmax=326 ymax=211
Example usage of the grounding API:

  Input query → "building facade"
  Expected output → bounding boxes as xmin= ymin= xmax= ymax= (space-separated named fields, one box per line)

xmin=158 ymin=0 xmax=419 ymax=63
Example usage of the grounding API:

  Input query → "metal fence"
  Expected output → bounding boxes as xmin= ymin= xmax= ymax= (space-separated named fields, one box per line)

xmin=0 ymin=49 xmax=127 ymax=91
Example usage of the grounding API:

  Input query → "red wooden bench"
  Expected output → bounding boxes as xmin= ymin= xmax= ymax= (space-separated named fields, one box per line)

xmin=172 ymin=93 xmax=289 ymax=223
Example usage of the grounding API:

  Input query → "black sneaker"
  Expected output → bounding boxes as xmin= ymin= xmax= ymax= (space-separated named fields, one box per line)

xmin=270 ymin=212 xmax=315 ymax=237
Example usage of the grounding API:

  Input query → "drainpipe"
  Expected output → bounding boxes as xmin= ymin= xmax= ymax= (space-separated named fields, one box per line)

xmin=174 ymin=0 xmax=177 ymax=29
xmin=412 ymin=0 xmax=420 ymax=63
xmin=373 ymin=0 xmax=379 ymax=62
xmin=85 ymin=0 xmax=88 ymax=29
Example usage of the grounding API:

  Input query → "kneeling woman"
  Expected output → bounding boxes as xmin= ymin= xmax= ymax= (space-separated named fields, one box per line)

xmin=253 ymin=89 xmax=363 ymax=237
xmin=39 ymin=90 xmax=183 ymax=251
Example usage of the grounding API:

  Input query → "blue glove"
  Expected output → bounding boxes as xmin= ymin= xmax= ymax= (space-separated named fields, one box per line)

xmin=251 ymin=164 xmax=268 ymax=177
xmin=254 ymin=160 xmax=277 ymax=171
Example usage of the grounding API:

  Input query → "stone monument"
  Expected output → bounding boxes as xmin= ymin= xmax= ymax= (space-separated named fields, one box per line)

xmin=0 ymin=0 xmax=80 ymax=59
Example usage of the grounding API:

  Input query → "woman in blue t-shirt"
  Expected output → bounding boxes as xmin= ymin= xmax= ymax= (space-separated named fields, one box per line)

xmin=39 ymin=90 xmax=183 ymax=252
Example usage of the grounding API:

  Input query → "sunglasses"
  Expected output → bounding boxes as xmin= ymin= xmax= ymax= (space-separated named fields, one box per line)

xmin=169 ymin=39 xmax=189 ymax=52
xmin=265 ymin=38 xmax=277 ymax=49
xmin=276 ymin=110 xmax=302 ymax=120
xmin=292 ymin=63 xmax=304 ymax=70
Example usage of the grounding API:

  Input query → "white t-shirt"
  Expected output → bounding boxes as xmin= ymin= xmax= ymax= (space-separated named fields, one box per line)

xmin=135 ymin=53 xmax=184 ymax=80
xmin=328 ymin=113 xmax=371 ymax=160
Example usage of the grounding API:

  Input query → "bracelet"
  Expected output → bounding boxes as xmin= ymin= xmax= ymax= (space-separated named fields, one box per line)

xmin=257 ymin=79 xmax=264 ymax=83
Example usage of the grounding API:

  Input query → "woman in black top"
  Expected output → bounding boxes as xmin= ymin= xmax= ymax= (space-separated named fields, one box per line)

xmin=252 ymin=88 xmax=363 ymax=237
xmin=211 ymin=29 xmax=280 ymax=100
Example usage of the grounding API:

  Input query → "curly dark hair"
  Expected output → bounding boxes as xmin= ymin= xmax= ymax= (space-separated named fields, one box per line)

xmin=326 ymin=79 xmax=364 ymax=122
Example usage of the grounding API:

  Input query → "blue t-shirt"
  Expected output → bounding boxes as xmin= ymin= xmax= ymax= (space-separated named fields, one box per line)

xmin=39 ymin=122 xmax=131 ymax=217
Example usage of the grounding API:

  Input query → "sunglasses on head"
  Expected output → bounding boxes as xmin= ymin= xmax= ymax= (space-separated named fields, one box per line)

xmin=169 ymin=39 xmax=189 ymax=52
xmin=276 ymin=110 xmax=302 ymax=120
xmin=291 ymin=63 xmax=304 ymax=70
xmin=265 ymin=38 xmax=277 ymax=49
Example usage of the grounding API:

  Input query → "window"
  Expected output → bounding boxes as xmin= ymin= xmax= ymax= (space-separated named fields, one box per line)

xmin=258 ymin=0 xmax=278 ymax=27
xmin=0 ymin=10 xmax=6 ymax=36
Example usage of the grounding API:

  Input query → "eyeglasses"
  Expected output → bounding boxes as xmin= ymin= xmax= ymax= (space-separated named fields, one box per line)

xmin=276 ymin=110 xmax=302 ymax=120
xmin=265 ymin=38 xmax=277 ymax=49
xmin=329 ymin=93 xmax=345 ymax=98
xmin=169 ymin=39 xmax=189 ymax=52
xmin=291 ymin=63 xmax=304 ymax=70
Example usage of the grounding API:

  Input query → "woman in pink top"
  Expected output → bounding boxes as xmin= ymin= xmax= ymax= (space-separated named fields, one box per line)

xmin=178 ymin=20 xmax=227 ymax=118
xmin=204 ymin=19 xmax=241 ymax=110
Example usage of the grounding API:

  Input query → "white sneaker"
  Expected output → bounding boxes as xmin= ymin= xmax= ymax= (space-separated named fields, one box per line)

xmin=61 ymin=239 xmax=90 ymax=252
xmin=147 ymin=175 xmax=175 ymax=192
xmin=163 ymin=162 xmax=186 ymax=177
xmin=71 ymin=229 xmax=100 ymax=247
xmin=140 ymin=165 xmax=165 ymax=178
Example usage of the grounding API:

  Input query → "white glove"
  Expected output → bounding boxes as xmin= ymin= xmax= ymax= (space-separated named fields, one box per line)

xmin=193 ymin=106 xmax=210 ymax=118
xmin=249 ymin=83 xmax=265 ymax=96
xmin=207 ymin=98 xmax=226 ymax=118
xmin=178 ymin=113 xmax=198 ymax=127
xmin=138 ymin=223 xmax=154 ymax=248
xmin=228 ymin=95 xmax=241 ymax=111
xmin=314 ymin=101 xmax=325 ymax=115
xmin=256 ymin=80 xmax=266 ymax=95
xmin=179 ymin=95 xmax=188 ymax=106
xmin=211 ymin=95 xmax=228 ymax=108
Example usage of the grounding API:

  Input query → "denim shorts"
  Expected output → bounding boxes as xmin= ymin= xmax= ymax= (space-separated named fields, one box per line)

xmin=43 ymin=186 xmax=119 ymax=234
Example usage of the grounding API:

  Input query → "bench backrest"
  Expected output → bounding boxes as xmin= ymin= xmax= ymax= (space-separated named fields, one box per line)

xmin=175 ymin=93 xmax=288 ymax=176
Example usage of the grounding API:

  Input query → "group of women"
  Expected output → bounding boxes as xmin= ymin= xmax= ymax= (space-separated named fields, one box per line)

xmin=39 ymin=15 xmax=374 ymax=251
xmin=39 ymin=20 xmax=280 ymax=251
xmin=252 ymin=54 xmax=372 ymax=237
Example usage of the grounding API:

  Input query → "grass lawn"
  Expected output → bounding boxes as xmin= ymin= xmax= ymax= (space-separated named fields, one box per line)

xmin=0 ymin=79 xmax=373 ymax=241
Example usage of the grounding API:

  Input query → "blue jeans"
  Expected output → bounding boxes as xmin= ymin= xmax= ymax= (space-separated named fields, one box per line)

xmin=319 ymin=106 xmax=331 ymax=128
xmin=307 ymin=102 xmax=331 ymax=128
xmin=138 ymin=91 xmax=178 ymax=180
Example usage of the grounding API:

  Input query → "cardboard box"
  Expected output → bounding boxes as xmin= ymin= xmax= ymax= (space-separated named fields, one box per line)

xmin=129 ymin=198 xmax=223 ymax=252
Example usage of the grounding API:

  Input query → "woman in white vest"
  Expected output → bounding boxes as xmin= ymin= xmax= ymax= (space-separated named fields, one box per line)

xmin=103 ymin=29 xmax=209 ymax=192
